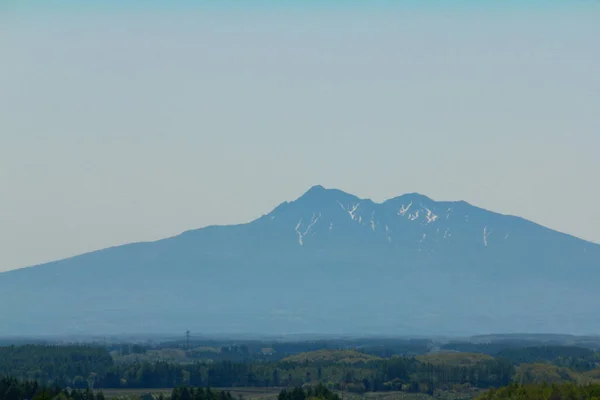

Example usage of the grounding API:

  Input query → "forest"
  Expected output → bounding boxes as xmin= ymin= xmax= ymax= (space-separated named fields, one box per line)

xmin=0 ymin=377 xmax=238 ymax=400
xmin=475 ymin=382 xmax=600 ymax=400
xmin=1 ymin=340 xmax=600 ymax=400
xmin=5 ymin=375 xmax=600 ymax=400
xmin=2 ymin=341 xmax=599 ymax=396
xmin=0 ymin=339 xmax=600 ymax=400
xmin=0 ymin=378 xmax=347 ymax=400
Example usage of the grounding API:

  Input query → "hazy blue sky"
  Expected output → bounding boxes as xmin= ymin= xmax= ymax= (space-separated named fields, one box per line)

xmin=1 ymin=1 xmax=599 ymax=272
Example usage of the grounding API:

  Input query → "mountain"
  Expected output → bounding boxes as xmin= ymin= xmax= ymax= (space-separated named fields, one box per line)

xmin=1 ymin=185 xmax=599 ymax=336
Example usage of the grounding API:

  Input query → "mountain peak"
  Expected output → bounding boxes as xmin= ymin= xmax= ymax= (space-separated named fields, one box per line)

xmin=305 ymin=184 xmax=327 ymax=194
xmin=296 ymin=185 xmax=357 ymax=202
xmin=381 ymin=192 xmax=434 ymax=209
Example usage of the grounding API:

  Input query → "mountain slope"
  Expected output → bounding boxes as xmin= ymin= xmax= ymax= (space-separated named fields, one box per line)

xmin=1 ymin=185 xmax=599 ymax=336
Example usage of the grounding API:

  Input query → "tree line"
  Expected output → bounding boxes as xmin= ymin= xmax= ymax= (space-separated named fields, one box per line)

xmin=0 ymin=346 xmax=113 ymax=387
xmin=0 ymin=377 xmax=339 ymax=400
xmin=2 ymin=344 xmax=600 ymax=395
xmin=0 ymin=350 xmax=514 ymax=394
xmin=0 ymin=377 xmax=105 ymax=400
xmin=476 ymin=382 xmax=600 ymax=400
xmin=0 ymin=377 xmax=239 ymax=400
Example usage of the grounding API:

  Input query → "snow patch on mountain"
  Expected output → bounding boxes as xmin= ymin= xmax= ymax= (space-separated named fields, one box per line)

xmin=399 ymin=202 xmax=412 ymax=216
xmin=424 ymin=208 xmax=438 ymax=224
xmin=408 ymin=211 xmax=420 ymax=221
xmin=338 ymin=201 xmax=361 ymax=221
xmin=483 ymin=226 xmax=491 ymax=247
xmin=295 ymin=213 xmax=321 ymax=245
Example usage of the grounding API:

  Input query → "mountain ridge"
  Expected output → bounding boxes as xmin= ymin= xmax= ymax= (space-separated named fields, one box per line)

xmin=4 ymin=185 xmax=597 ymax=274
xmin=1 ymin=185 xmax=599 ymax=336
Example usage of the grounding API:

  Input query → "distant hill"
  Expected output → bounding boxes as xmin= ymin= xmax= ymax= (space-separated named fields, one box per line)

xmin=416 ymin=352 xmax=494 ymax=367
xmin=514 ymin=363 xmax=578 ymax=385
xmin=282 ymin=349 xmax=381 ymax=364
xmin=1 ymin=185 xmax=600 ymax=336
